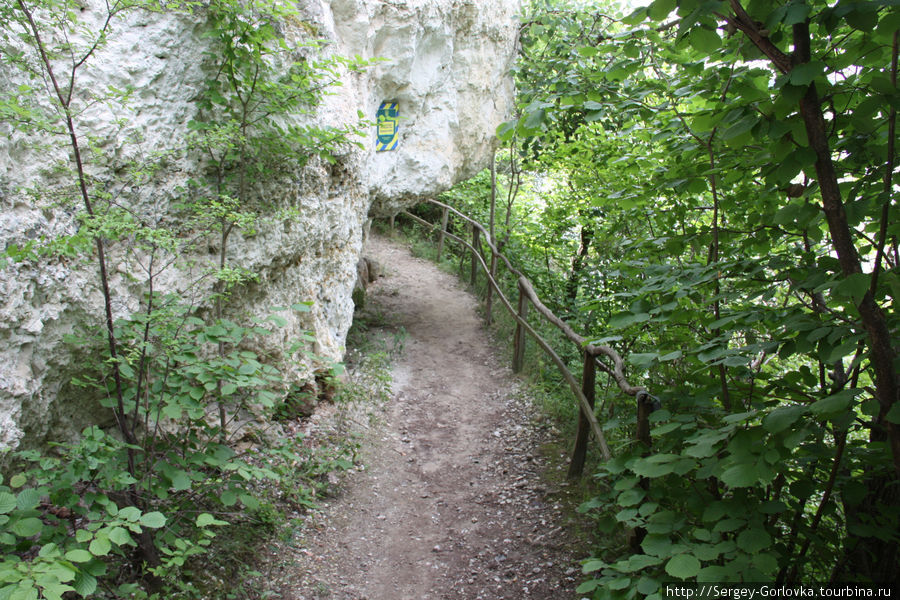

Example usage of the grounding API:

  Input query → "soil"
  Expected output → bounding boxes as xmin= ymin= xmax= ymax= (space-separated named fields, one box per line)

xmin=281 ymin=234 xmax=589 ymax=599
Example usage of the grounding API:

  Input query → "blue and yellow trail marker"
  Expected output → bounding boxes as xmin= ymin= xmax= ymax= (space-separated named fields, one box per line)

xmin=375 ymin=101 xmax=399 ymax=152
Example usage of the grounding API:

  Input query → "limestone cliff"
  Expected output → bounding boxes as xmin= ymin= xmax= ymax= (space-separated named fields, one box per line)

xmin=0 ymin=0 xmax=519 ymax=449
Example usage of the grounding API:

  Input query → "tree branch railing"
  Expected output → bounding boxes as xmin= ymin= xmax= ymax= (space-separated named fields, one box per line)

xmin=399 ymin=199 xmax=653 ymax=477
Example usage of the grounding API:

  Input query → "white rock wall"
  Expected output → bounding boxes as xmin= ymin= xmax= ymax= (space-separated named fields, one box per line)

xmin=0 ymin=0 xmax=519 ymax=450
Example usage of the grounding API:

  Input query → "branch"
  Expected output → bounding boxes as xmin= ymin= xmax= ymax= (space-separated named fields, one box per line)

xmin=716 ymin=0 xmax=792 ymax=73
xmin=870 ymin=30 xmax=898 ymax=295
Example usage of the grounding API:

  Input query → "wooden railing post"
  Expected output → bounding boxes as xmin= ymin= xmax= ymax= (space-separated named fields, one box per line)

xmin=436 ymin=206 xmax=449 ymax=261
xmin=470 ymin=226 xmax=480 ymax=287
xmin=485 ymin=252 xmax=497 ymax=325
xmin=458 ymin=223 xmax=469 ymax=277
xmin=512 ymin=280 xmax=528 ymax=373
xmin=630 ymin=391 xmax=657 ymax=552
xmin=636 ymin=392 xmax=654 ymax=450
xmin=568 ymin=351 xmax=596 ymax=478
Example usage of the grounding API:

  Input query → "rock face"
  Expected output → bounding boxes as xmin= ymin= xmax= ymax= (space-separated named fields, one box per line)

xmin=321 ymin=0 xmax=520 ymax=215
xmin=0 ymin=0 xmax=519 ymax=450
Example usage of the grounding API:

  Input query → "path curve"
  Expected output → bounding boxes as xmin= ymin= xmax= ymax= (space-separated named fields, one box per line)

xmin=287 ymin=234 xmax=582 ymax=599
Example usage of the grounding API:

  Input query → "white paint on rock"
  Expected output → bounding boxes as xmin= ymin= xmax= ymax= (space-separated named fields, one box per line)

xmin=0 ymin=0 xmax=519 ymax=449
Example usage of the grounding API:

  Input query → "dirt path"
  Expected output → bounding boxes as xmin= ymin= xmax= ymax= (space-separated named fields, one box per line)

xmin=285 ymin=234 xmax=584 ymax=599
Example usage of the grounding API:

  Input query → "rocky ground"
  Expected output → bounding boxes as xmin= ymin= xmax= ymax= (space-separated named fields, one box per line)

xmin=266 ymin=234 xmax=591 ymax=599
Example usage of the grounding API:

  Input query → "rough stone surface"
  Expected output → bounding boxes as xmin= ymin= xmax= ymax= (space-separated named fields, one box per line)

xmin=0 ymin=0 xmax=519 ymax=450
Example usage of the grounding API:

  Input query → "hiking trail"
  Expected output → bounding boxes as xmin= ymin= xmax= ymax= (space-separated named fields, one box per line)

xmin=283 ymin=234 xmax=586 ymax=599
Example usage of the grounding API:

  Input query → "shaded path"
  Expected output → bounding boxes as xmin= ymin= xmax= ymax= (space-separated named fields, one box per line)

xmin=287 ymin=234 xmax=582 ymax=599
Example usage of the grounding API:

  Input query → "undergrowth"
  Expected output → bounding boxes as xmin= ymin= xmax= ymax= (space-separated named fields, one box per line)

xmin=191 ymin=302 xmax=399 ymax=599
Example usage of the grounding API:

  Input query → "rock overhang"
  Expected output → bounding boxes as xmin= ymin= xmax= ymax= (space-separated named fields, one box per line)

xmin=0 ymin=0 xmax=520 ymax=450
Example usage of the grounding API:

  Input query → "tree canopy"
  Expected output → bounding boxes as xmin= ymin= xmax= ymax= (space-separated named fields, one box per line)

xmin=474 ymin=0 xmax=899 ymax=589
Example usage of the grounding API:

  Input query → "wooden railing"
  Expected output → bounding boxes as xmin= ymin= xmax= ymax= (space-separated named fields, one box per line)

xmin=399 ymin=199 xmax=655 ymax=477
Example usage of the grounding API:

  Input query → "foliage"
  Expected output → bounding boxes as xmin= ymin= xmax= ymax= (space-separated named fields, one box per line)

xmin=435 ymin=0 xmax=899 ymax=590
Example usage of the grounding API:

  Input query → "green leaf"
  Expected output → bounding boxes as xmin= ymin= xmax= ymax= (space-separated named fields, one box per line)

xmin=693 ymin=543 xmax=722 ymax=561
xmin=64 ymin=549 xmax=93 ymax=563
xmin=628 ymin=353 xmax=659 ymax=368
xmin=784 ymin=2 xmax=811 ymax=25
xmin=167 ymin=470 xmax=191 ymax=491
xmin=162 ymin=402 xmax=182 ymax=420
xmin=220 ymin=490 xmax=238 ymax=507
xmin=665 ymin=553 xmax=701 ymax=579
xmin=886 ymin=403 xmax=900 ymax=425
xmin=685 ymin=441 xmax=717 ymax=458
xmin=618 ymin=488 xmax=646 ymax=506
xmin=496 ymin=120 xmax=516 ymax=142
xmin=713 ymin=518 xmax=745 ymax=533
xmin=638 ymin=576 xmax=660 ymax=595
xmin=616 ymin=508 xmax=639 ymax=522
xmin=139 ymin=512 xmax=166 ymax=529
xmin=649 ymin=0 xmax=677 ymax=20
xmin=41 ymin=583 xmax=75 ymax=600
xmin=723 ymin=411 xmax=756 ymax=424
xmin=577 ymin=580 xmax=601 ymax=594
xmin=845 ymin=5 xmax=878 ymax=31
xmin=523 ymin=108 xmax=546 ymax=131
xmin=609 ymin=312 xmax=650 ymax=329
xmin=107 ymin=527 xmax=132 ymax=546
xmin=833 ymin=273 xmax=870 ymax=303
xmin=697 ymin=565 xmax=731 ymax=582
xmin=720 ymin=463 xmax=757 ymax=488
xmin=737 ymin=527 xmax=772 ymax=553
xmin=16 ymin=489 xmax=41 ymax=511
xmin=623 ymin=6 xmax=647 ymax=24
xmin=0 ymin=493 xmax=16 ymax=515
xmin=659 ymin=350 xmax=682 ymax=362
xmin=618 ymin=554 xmax=662 ymax=572
xmin=7 ymin=586 xmax=38 ymax=600
xmin=89 ymin=537 xmax=111 ymax=556
xmin=688 ymin=27 xmax=721 ymax=53
xmin=11 ymin=517 xmax=42 ymax=538
xmin=73 ymin=571 xmax=97 ymax=597
xmin=238 ymin=362 xmax=257 ymax=376
xmin=632 ymin=454 xmax=681 ymax=478
xmin=810 ymin=389 xmax=857 ymax=417
xmin=9 ymin=475 xmax=26 ymax=489
xmin=651 ymin=422 xmax=681 ymax=435
xmin=196 ymin=513 xmax=228 ymax=527
xmin=239 ymin=493 xmax=260 ymax=511
xmin=763 ymin=405 xmax=806 ymax=433
xmin=823 ymin=338 xmax=860 ymax=363
xmin=790 ymin=61 xmax=826 ymax=86
xmin=642 ymin=534 xmax=673 ymax=557
xmin=118 ymin=506 xmax=140 ymax=522
xmin=582 ymin=559 xmax=606 ymax=573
